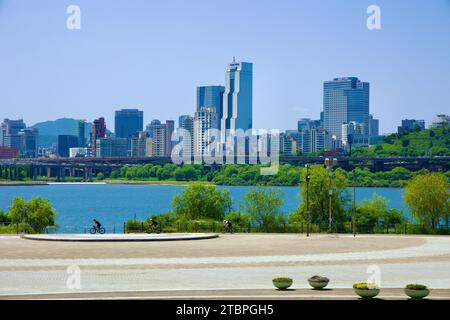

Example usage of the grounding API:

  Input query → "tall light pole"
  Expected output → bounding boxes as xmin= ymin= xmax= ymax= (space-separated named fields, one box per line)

xmin=305 ymin=164 xmax=311 ymax=237
xmin=353 ymin=170 xmax=356 ymax=237
xmin=324 ymin=158 xmax=337 ymax=233
xmin=21 ymin=206 xmax=26 ymax=235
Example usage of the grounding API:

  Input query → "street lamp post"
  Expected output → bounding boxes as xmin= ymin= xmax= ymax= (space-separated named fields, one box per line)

xmin=305 ymin=164 xmax=311 ymax=237
xmin=21 ymin=206 xmax=26 ymax=235
xmin=324 ymin=158 xmax=337 ymax=233
xmin=353 ymin=170 xmax=356 ymax=237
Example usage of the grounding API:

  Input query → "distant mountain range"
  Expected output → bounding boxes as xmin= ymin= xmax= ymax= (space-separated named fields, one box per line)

xmin=30 ymin=118 xmax=93 ymax=149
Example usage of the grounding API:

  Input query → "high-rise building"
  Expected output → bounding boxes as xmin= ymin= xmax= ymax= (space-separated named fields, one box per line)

xmin=282 ymin=130 xmax=302 ymax=155
xmin=194 ymin=107 xmax=219 ymax=158
xmin=96 ymin=137 xmax=128 ymax=157
xmin=297 ymin=118 xmax=321 ymax=131
xmin=145 ymin=119 xmax=161 ymax=138
xmin=323 ymin=77 xmax=369 ymax=140
xmin=398 ymin=119 xmax=425 ymax=134
xmin=151 ymin=120 xmax=174 ymax=157
xmin=0 ymin=118 xmax=26 ymax=149
xmin=369 ymin=114 xmax=379 ymax=137
xmin=131 ymin=131 xmax=148 ymax=157
xmin=197 ymin=86 xmax=225 ymax=121
xmin=165 ymin=120 xmax=175 ymax=157
xmin=18 ymin=128 xmax=38 ymax=158
xmin=221 ymin=59 xmax=253 ymax=142
xmin=342 ymin=121 xmax=369 ymax=149
xmin=301 ymin=128 xmax=331 ymax=154
xmin=178 ymin=115 xmax=194 ymax=159
xmin=92 ymin=117 xmax=106 ymax=156
xmin=429 ymin=114 xmax=449 ymax=128
xmin=76 ymin=120 xmax=86 ymax=148
xmin=57 ymin=135 xmax=79 ymax=157
xmin=145 ymin=138 xmax=154 ymax=157
xmin=152 ymin=124 xmax=166 ymax=157
xmin=114 ymin=109 xmax=143 ymax=139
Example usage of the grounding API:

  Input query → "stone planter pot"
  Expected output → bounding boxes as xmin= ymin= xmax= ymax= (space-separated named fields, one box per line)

xmin=404 ymin=288 xmax=430 ymax=299
xmin=354 ymin=288 xmax=380 ymax=299
xmin=308 ymin=279 xmax=329 ymax=289
xmin=272 ymin=279 xmax=293 ymax=290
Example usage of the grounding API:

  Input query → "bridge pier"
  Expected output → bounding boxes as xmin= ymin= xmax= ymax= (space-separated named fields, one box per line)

xmin=83 ymin=167 xmax=93 ymax=182
xmin=59 ymin=166 xmax=65 ymax=182
xmin=32 ymin=165 xmax=37 ymax=181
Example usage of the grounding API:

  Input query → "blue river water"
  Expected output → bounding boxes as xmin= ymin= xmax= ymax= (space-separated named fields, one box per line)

xmin=0 ymin=184 xmax=410 ymax=233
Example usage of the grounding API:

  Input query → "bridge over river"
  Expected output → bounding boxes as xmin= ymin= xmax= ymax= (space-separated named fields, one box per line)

xmin=0 ymin=156 xmax=448 ymax=181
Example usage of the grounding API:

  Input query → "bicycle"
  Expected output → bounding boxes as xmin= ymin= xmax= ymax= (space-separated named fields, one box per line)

xmin=146 ymin=223 xmax=161 ymax=234
xmin=89 ymin=226 xmax=106 ymax=234
xmin=223 ymin=225 xmax=234 ymax=234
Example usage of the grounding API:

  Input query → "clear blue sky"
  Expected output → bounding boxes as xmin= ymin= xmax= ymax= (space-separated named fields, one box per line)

xmin=1 ymin=0 xmax=449 ymax=134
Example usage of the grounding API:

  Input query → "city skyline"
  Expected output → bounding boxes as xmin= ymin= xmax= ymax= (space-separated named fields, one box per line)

xmin=1 ymin=1 xmax=449 ymax=134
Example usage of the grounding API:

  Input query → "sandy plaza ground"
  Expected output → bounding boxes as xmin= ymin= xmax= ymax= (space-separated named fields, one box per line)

xmin=0 ymin=233 xmax=449 ymax=299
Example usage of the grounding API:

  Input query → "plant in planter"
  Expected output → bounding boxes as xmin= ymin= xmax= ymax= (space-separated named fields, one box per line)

xmin=308 ymin=275 xmax=330 ymax=289
xmin=353 ymin=282 xmax=380 ymax=299
xmin=272 ymin=277 xmax=293 ymax=290
xmin=404 ymin=284 xmax=430 ymax=299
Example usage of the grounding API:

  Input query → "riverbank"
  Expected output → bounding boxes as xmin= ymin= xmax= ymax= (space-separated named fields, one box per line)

xmin=103 ymin=179 xmax=214 ymax=186
xmin=0 ymin=180 xmax=47 ymax=186
xmin=0 ymin=179 xmax=407 ymax=188
xmin=0 ymin=179 xmax=213 ymax=187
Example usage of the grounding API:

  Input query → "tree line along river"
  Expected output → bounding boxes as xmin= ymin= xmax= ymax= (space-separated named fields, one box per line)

xmin=0 ymin=184 xmax=409 ymax=233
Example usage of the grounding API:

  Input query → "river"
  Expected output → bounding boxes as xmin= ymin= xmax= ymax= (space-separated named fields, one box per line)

xmin=0 ymin=184 xmax=409 ymax=233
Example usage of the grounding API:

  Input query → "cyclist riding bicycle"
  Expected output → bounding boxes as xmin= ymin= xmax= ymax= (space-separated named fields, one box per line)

xmin=93 ymin=219 xmax=102 ymax=230
xmin=149 ymin=218 xmax=158 ymax=227
xmin=223 ymin=220 xmax=233 ymax=233
xmin=147 ymin=218 xmax=160 ymax=233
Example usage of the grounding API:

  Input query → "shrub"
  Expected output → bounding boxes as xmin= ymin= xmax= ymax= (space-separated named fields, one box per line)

xmin=353 ymin=282 xmax=378 ymax=290
xmin=308 ymin=275 xmax=329 ymax=282
xmin=272 ymin=277 xmax=292 ymax=282
xmin=406 ymin=284 xmax=428 ymax=290
xmin=125 ymin=219 xmax=145 ymax=233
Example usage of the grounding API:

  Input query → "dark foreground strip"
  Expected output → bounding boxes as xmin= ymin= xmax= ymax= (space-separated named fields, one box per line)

xmin=0 ymin=299 xmax=447 ymax=319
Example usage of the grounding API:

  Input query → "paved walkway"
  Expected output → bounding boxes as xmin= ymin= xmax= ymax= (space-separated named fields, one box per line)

xmin=2 ymin=288 xmax=450 ymax=300
xmin=0 ymin=234 xmax=449 ymax=299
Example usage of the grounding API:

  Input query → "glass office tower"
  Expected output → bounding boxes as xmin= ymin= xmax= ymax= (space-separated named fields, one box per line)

xmin=197 ymin=86 xmax=225 ymax=121
xmin=323 ymin=77 xmax=369 ymax=140
xmin=114 ymin=109 xmax=144 ymax=139
xmin=221 ymin=59 xmax=253 ymax=142
xmin=146 ymin=119 xmax=161 ymax=138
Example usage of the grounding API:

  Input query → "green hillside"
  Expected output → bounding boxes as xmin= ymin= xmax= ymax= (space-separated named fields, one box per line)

xmin=30 ymin=118 xmax=92 ymax=148
xmin=353 ymin=125 xmax=450 ymax=157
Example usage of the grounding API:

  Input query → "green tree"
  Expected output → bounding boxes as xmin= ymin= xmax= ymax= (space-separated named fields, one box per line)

xmin=224 ymin=211 xmax=250 ymax=228
xmin=240 ymin=188 xmax=284 ymax=231
xmin=0 ymin=210 xmax=11 ymax=223
xmin=172 ymin=184 xmax=232 ymax=220
xmin=9 ymin=197 xmax=57 ymax=233
xmin=356 ymin=194 xmax=406 ymax=228
xmin=291 ymin=165 xmax=349 ymax=225
xmin=404 ymin=172 xmax=449 ymax=228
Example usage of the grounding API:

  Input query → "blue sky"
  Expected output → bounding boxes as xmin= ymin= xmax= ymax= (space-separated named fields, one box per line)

xmin=0 ymin=0 xmax=449 ymax=134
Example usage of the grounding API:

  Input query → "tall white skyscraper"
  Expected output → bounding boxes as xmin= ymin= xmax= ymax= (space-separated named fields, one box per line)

xmin=194 ymin=107 xmax=219 ymax=158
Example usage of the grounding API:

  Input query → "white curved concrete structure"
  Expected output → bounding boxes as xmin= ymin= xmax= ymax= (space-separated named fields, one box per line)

xmin=22 ymin=233 xmax=219 ymax=242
